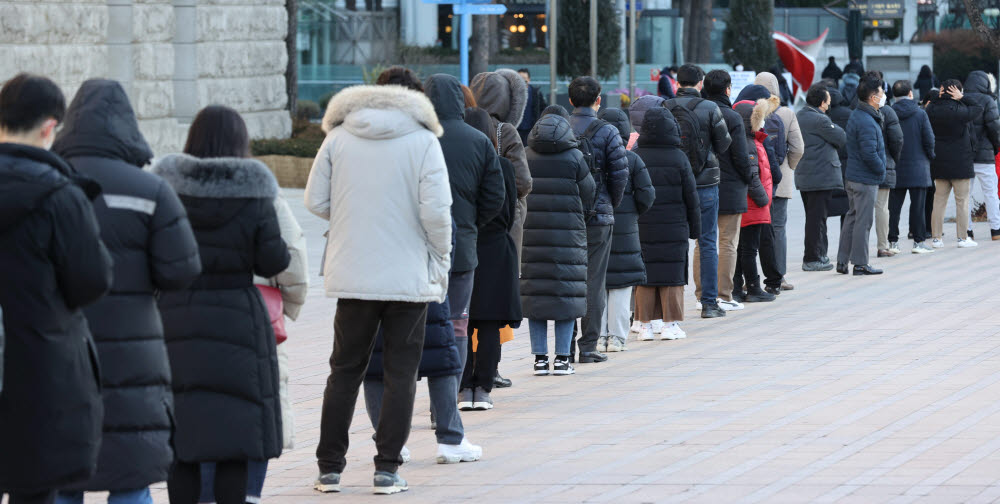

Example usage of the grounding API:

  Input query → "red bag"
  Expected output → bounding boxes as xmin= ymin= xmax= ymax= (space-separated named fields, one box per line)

xmin=256 ymin=285 xmax=287 ymax=344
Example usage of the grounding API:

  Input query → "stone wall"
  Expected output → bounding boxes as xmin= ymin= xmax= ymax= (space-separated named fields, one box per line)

xmin=0 ymin=0 xmax=291 ymax=156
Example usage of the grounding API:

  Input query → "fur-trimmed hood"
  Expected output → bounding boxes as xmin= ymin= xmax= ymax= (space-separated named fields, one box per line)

xmin=152 ymin=153 xmax=279 ymax=199
xmin=321 ymin=85 xmax=444 ymax=138
xmin=470 ymin=68 xmax=529 ymax=126
xmin=733 ymin=97 xmax=778 ymax=135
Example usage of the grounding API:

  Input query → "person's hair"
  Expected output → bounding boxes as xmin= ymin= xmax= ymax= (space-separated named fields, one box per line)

xmin=806 ymin=83 xmax=830 ymax=108
xmin=461 ymin=84 xmax=477 ymax=108
xmin=892 ymin=80 xmax=913 ymax=98
xmin=541 ymin=104 xmax=570 ymax=119
xmin=464 ymin=107 xmax=497 ymax=150
xmin=183 ymin=105 xmax=250 ymax=158
xmin=703 ymin=69 xmax=732 ymax=96
xmin=0 ymin=73 xmax=65 ymax=134
xmin=517 ymin=68 xmax=531 ymax=78
xmin=829 ymin=56 xmax=836 ymax=62
xmin=922 ymin=88 xmax=939 ymax=106
xmin=375 ymin=66 xmax=423 ymax=92
xmin=918 ymin=64 xmax=933 ymax=79
xmin=856 ymin=71 xmax=884 ymax=103
xmin=941 ymin=78 xmax=963 ymax=93
xmin=568 ymin=76 xmax=602 ymax=108
xmin=676 ymin=64 xmax=705 ymax=87
xmin=669 ymin=66 xmax=679 ymax=73
xmin=820 ymin=78 xmax=837 ymax=89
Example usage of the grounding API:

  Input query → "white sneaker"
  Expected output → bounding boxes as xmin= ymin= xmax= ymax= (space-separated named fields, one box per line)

xmin=958 ymin=238 xmax=978 ymax=248
xmin=888 ymin=242 xmax=901 ymax=254
xmin=637 ymin=323 xmax=655 ymax=341
xmin=630 ymin=320 xmax=642 ymax=333
xmin=436 ymin=438 xmax=482 ymax=464
xmin=912 ymin=241 xmax=934 ymax=254
xmin=650 ymin=319 xmax=665 ymax=334
xmin=401 ymin=446 xmax=411 ymax=463
xmin=596 ymin=336 xmax=608 ymax=352
xmin=718 ymin=298 xmax=744 ymax=311
xmin=932 ymin=238 xmax=944 ymax=248
xmin=695 ymin=300 xmax=703 ymax=310
xmin=661 ymin=322 xmax=687 ymax=340
xmin=606 ymin=335 xmax=627 ymax=352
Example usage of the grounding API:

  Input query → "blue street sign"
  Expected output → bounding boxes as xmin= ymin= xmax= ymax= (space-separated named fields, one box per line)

xmin=453 ymin=3 xmax=507 ymax=14
xmin=421 ymin=0 xmax=490 ymax=3
xmin=625 ymin=1 xmax=644 ymax=10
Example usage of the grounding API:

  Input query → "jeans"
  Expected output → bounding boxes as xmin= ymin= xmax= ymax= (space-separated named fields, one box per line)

xmin=971 ymin=163 xmax=1000 ymax=230
xmin=837 ymin=180 xmax=878 ymax=266
xmin=447 ymin=271 xmax=474 ymax=360
xmin=579 ymin=224 xmax=613 ymax=353
xmin=692 ymin=186 xmax=720 ymax=304
xmin=198 ymin=462 xmax=266 ymax=503
xmin=56 ymin=489 xmax=152 ymax=504
xmin=365 ymin=374 xmax=464 ymax=446
xmin=528 ymin=319 xmax=574 ymax=356
xmin=600 ymin=287 xmax=633 ymax=339
xmin=888 ymin=187 xmax=927 ymax=243
xmin=801 ymin=190 xmax=832 ymax=263
xmin=770 ymin=197 xmax=789 ymax=276
xmin=316 ymin=299 xmax=427 ymax=475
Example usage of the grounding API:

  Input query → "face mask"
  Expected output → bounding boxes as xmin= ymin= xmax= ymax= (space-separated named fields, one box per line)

xmin=878 ymin=94 xmax=887 ymax=108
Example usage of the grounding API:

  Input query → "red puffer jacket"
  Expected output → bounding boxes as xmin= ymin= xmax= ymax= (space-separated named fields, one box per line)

xmin=742 ymin=129 xmax=773 ymax=227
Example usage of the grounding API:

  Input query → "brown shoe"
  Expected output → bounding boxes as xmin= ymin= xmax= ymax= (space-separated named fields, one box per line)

xmin=780 ymin=280 xmax=794 ymax=291
xmin=877 ymin=249 xmax=895 ymax=257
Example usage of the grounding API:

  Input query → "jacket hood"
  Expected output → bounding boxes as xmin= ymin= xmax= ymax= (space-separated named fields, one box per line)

xmin=424 ymin=74 xmax=465 ymax=121
xmin=754 ymin=72 xmax=781 ymax=98
xmin=892 ymin=97 xmax=921 ymax=120
xmin=598 ymin=107 xmax=632 ymax=142
xmin=527 ymin=114 xmax=578 ymax=154
xmin=965 ymin=71 xmax=991 ymax=95
xmin=151 ymin=153 xmax=279 ymax=200
xmin=321 ymin=85 xmax=444 ymax=138
xmin=470 ymin=69 xmax=528 ymax=126
xmin=733 ymin=98 xmax=775 ymax=135
xmin=629 ymin=95 xmax=666 ymax=135
xmin=0 ymin=143 xmax=74 ymax=232
xmin=541 ymin=104 xmax=570 ymax=119
xmin=827 ymin=87 xmax=847 ymax=107
xmin=52 ymin=79 xmax=153 ymax=167
xmin=841 ymin=73 xmax=860 ymax=101
xmin=638 ymin=107 xmax=681 ymax=148
xmin=735 ymin=84 xmax=773 ymax=104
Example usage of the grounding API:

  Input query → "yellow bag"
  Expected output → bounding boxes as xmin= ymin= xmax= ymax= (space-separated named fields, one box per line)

xmin=471 ymin=325 xmax=515 ymax=352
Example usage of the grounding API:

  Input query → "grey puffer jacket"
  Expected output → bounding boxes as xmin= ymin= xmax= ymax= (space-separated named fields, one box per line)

xmin=963 ymin=71 xmax=1000 ymax=164
xmin=879 ymin=104 xmax=904 ymax=189
xmin=667 ymin=87 xmax=733 ymax=188
xmin=795 ymin=105 xmax=847 ymax=192
xmin=570 ymin=107 xmax=629 ymax=226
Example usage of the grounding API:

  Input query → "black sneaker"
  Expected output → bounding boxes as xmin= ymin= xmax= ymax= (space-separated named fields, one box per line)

xmin=701 ymin=302 xmax=726 ymax=318
xmin=552 ymin=357 xmax=575 ymax=375
xmin=744 ymin=286 xmax=776 ymax=302
xmin=764 ymin=286 xmax=781 ymax=296
xmin=578 ymin=351 xmax=608 ymax=363
xmin=533 ymin=356 xmax=550 ymax=376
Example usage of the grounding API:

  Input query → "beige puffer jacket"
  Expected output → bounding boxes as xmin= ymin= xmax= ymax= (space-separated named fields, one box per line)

xmin=755 ymin=72 xmax=805 ymax=199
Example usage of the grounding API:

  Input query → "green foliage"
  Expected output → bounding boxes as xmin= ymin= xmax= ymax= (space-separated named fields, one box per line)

xmin=362 ymin=64 xmax=390 ymax=84
xmin=923 ymin=30 xmax=1000 ymax=81
xmin=397 ymin=44 xmax=461 ymax=65
xmin=723 ymin=0 xmax=777 ymax=72
xmin=557 ymin=0 xmax=622 ymax=79
xmin=251 ymin=119 xmax=326 ymax=158
xmin=296 ymin=100 xmax=320 ymax=120
xmin=319 ymin=90 xmax=336 ymax=111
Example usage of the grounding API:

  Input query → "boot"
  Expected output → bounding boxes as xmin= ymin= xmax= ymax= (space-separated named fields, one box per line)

xmin=744 ymin=284 xmax=776 ymax=302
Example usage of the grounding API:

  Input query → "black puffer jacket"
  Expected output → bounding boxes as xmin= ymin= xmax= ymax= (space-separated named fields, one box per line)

xmin=570 ymin=107 xmax=629 ymax=226
xmin=963 ymin=71 xmax=1000 ymax=164
xmin=153 ymin=154 xmax=290 ymax=463
xmin=52 ymin=79 xmax=203 ymax=491
xmin=666 ymin=87 xmax=733 ymax=188
xmin=636 ymin=108 xmax=701 ymax=287
xmin=879 ymin=104 xmax=905 ymax=189
xmin=424 ymin=74 xmax=505 ymax=273
xmin=0 ymin=144 xmax=112 ymax=492
xmin=827 ymin=87 xmax=853 ymax=216
xmin=470 ymin=156 xmax=523 ymax=325
xmin=521 ymin=115 xmax=597 ymax=320
xmin=707 ymin=93 xmax=753 ymax=214
xmin=927 ymin=95 xmax=982 ymax=180
xmin=599 ymin=108 xmax=655 ymax=289
xmin=795 ymin=105 xmax=847 ymax=192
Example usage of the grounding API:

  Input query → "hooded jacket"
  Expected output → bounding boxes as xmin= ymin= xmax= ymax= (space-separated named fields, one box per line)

xmin=963 ymin=71 xmax=1000 ymax=164
xmin=521 ymin=115 xmax=596 ymax=320
xmin=306 ymin=85 xmax=453 ymax=303
xmin=736 ymin=85 xmax=785 ymax=187
xmin=840 ymin=72 xmax=861 ymax=105
xmin=424 ymin=74 xmax=505 ymax=273
xmin=471 ymin=69 xmax=533 ymax=253
xmin=570 ymin=106 xmax=629 ymax=226
xmin=636 ymin=107 xmax=701 ymax=287
xmin=822 ymin=59 xmax=843 ymax=84
xmin=755 ymin=72 xmax=805 ymax=198
xmin=598 ymin=108 xmax=655 ymax=289
xmin=706 ymin=92 xmax=754 ymax=215
xmin=878 ymin=103 xmax=905 ymax=188
xmin=891 ymin=97 xmax=935 ymax=188
xmin=826 ymin=86 xmax=854 ymax=216
xmin=795 ymin=104 xmax=847 ymax=192
xmin=734 ymin=99 xmax=775 ymax=226
xmin=627 ymin=94 xmax=666 ymax=149
xmin=0 ymin=143 xmax=112 ymax=492
xmin=926 ymin=94 xmax=982 ymax=180
xmin=845 ymin=102 xmax=887 ymax=185
xmin=667 ymin=87 xmax=732 ymax=188
xmin=52 ymin=79 xmax=203 ymax=491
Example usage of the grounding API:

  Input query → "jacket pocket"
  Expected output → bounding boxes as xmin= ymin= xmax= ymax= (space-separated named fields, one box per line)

xmin=85 ymin=336 xmax=102 ymax=393
xmin=427 ymin=249 xmax=449 ymax=293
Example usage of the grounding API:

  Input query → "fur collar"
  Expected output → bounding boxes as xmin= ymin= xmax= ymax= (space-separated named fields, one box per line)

xmin=470 ymin=69 xmax=529 ymax=126
xmin=152 ymin=153 xmax=279 ymax=199
xmin=321 ymin=85 xmax=444 ymax=137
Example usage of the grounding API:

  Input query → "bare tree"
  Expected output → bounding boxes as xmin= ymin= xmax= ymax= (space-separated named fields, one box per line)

xmin=962 ymin=0 xmax=1000 ymax=53
xmin=470 ymin=3 xmax=492 ymax=77
xmin=286 ymin=0 xmax=298 ymax=116
xmin=679 ymin=0 xmax=714 ymax=63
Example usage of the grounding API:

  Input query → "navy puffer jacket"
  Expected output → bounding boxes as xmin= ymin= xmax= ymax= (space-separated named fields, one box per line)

xmin=891 ymin=98 xmax=935 ymax=188
xmin=569 ymin=107 xmax=629 ymax=226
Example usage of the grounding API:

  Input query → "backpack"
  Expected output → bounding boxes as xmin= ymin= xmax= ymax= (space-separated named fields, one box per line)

xmin=665 ymin=98 xmax=709 ymax=176
xmin=575 ymin=119 xmax=609 ymax=219
xmin=761 ymin=112 xmax=787 ymax=167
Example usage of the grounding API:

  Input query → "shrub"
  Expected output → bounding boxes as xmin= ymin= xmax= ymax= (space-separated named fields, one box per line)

xmin=922 ymin=30 xmax=1000 ymax=81
xmin=296 ymin=100 xmax=320 ymax=120
xmin=251 ymin=119 xmax=326 ymax=158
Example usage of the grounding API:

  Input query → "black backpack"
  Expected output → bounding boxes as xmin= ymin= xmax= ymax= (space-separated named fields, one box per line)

xmin=666 ymin=98 xmax=709 ymax=176
xmin=576 ymin=119 xmax=608 ymax=218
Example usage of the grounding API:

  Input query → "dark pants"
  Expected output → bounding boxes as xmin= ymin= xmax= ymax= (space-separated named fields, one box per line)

xmin=734 ymin=224 xmax=764 ymax=291
xmin=837 ymin=181 xmax=878 ymax=266
xmin=3 ymin=491 xmax=56 ymax=504
xmin=199 ymin=461 xmax=266 ymax=502
xmin=924 ymin=184 xmax=935 ymax=236
xmin=462 ymin=321 xmax=501 ymax=392
xmin=168 ymin=460 xmax=247 ymax=504
xmin=759 ymin=224 xmax=781 ymax=289
xmin=316 ymin=299 xmax=428 ymax=475
xmin=579 ymin=224 xmax=613 ymax=353
xmin=801 ymin=190 xmax=833 ymax=263
xmin=889 ymin=187 xmax=928 ymax=243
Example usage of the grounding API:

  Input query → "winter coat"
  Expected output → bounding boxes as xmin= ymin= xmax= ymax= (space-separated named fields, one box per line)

xmin=153 ymin=154 xmax=290 ymax=463
xmin=636 ymin=107 xmax=701 ymax=287
xmin=470 ymin=156 xmax=523 ymax=325
xmin=471 ymin=69 xmax=533 ymax=255
xmin=734 ymin=99 xmax=775 ymax=226
xmin=795 ymin=105 xmax=847 ymax=192
xmin=0 ymin=144 xmax=112 ymax=492
xmin=891 ymin=98 xmax=935 ymax=188
xmin=306 ymin=85 xmax=453 ymax=303
xmin=754 ymin=73 xmax=804 ymax=198
xmin=517 ymin=84 xmax=549 ymax=137
xmin=926 ymin=95 xmax=982 ymax=180
xmin=629 ymin=95 xmax=667 ymax=137
xmin=827 ymin=87 xmax=853 ymax=216
xmin=521 ymin=115 xmax=597 ymax=320
xmin=840 ymin=72 xmax=861 ymax=104
xmin=667 ymin=87 xmax=733 ymax=188
xmin=570 ymin=107 xmax=629 ymax=226
xmin=598 ymin=108 xmax=656 ymax=289
xmin=845 ymin=103 xmax=887 ymax=185
xmin=424 ymin=74 xmax=505 ymax=273
xmin=878 ymin=104 xmax=904 ymax=189
xmin=658 ymin=74 xmax=676 ymax=99
xmin=736 ymin=85 xmax=786 ymax=188
xmin=52 ymin=79 xmax=203 ymax=491
xmin=703 ymin=94 xmax=752 ymax=215
xmin=915 ymin=74 xmax=939 ymax=102
xmin=963 ymin=71 xmax=1000 ymax=164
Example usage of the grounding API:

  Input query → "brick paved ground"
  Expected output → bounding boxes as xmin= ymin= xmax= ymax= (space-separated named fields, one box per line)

xmin=76 ymin=189 xmax=1000 ymax=504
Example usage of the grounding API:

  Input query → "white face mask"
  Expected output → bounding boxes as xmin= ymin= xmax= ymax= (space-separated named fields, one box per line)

xmin=878 ymin=94 xmax=887 ymax=108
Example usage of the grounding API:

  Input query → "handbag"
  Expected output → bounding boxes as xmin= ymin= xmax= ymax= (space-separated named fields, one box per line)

xmin=256 ymin=285 xmax=287 ymax=344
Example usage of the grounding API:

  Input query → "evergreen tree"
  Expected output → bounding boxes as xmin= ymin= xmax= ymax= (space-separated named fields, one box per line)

xmin=557 ymin=0 xmax=622 ymax=79
xmin=723 ymin=0 xmax=777 ymax=72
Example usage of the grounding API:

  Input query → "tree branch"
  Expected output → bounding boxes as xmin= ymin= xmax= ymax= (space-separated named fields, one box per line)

xmin=962 ymin=0 xmax=1000 ymax=53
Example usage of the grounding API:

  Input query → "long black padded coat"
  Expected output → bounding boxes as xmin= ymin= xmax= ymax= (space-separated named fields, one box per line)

xmin=598 ymin=108 xmax=655 ymax=289
xmin=469 ymin=156 xmax=523 ymax=326
xmin=521 ymin=114 xmax=597 ymax=320
xmin=52 ymin=79 xmax=203 ymax=490
xmin=636 ymin=108 xmax=701 ymax=287
xmin=153 ymin=154 xmax=290 ymax=463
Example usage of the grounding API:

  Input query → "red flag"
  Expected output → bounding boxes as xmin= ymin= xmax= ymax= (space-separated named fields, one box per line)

xmin=773 ymin=29 xmax=829 ymax=98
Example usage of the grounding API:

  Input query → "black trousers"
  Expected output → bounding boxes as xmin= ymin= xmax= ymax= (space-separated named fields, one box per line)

xmin=759 ymin=224 xmax=781 ymax=289
xmin=1 ymin=491 xmax=56 ymax=504
xmin=889 ymin=187 xmax=928 ymax=243
xmin=463 ymin=321 xmax=501 ymax=392
xmin=924 ymin=185 xmax=935 ymax=236
xmin=734 ymin=224 xmax=764 ymax=291
xmin=316 ymin=299 xmax=427 ymax=475
xmin=801 ymin=190 xmax=833 ymax=263
xmin=168 ymin=460 xmax=247 ymax=504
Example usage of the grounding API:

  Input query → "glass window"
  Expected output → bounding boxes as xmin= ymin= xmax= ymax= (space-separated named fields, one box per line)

xmin=787 ymin=14 xmax=819 ymax=39
xmin=819 ymin=15 xmax=847 ymax=42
